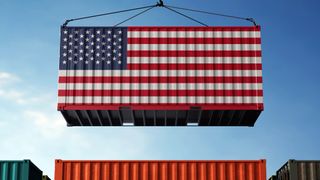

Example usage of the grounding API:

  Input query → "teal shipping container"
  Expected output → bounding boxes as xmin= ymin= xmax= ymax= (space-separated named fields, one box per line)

xmin=0 ymin=160 xmax=43 ymax=180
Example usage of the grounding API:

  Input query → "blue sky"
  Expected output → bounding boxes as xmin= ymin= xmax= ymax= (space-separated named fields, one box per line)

xmin=0 ymin=0 xmax=320 ymax=178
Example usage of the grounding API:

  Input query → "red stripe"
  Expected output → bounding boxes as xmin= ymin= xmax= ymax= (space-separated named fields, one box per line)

xmin=59 ymin=76 xmax=263 ymax=83
xmin=58 ymin=103 xmax=264 ymax=110
xmin=127 ymin=63 xmax=262 ymax=70
xmin=128 ymin=38 xmax=261 ymax=44
xmin=127 ymin=50 xmax=261 ymax=57
xmin=58 ymin=90 xmax=263 ymax=96
xmin=128 ymin=26 xmax=261 ymax=31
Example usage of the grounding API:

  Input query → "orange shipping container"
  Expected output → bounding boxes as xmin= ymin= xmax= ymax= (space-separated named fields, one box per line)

xmin=55 ymin=159 xmax=266 ymax=180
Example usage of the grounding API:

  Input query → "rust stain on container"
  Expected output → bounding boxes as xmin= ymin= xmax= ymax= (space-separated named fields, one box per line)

xmin=55 ymin=160 xmax=266 ymax=180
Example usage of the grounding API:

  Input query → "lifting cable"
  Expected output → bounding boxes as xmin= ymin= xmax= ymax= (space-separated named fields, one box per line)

xmin=62 ymin=0 xmax=257 ymax=27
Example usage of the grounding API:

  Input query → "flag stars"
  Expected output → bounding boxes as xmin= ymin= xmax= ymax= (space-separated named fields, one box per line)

xmin=63 ymin=53 xmax=67 ymax=57
xmin=63 ymin=30 xmax=68 ymax=34
xmin=63 ymin=38 xmax=67 ymax=42
xmin=118 ymin=31 xmax=122 ymax=34
xmin=118 ymin=38 xmax=122 ymax=41
xmin=96 ymin=53 xmax=100 ymax=57
xmin=69 ymin=34 xmax=73 ymax=38
xmin=113 ymin=34 xmax=117 ymax=38
xmin=118 ymin=61 xmax=122 ymax=64
xmin=91 ymin=42 xmax=94 ymax=45
xmin=107 ymin=53 xmax=111 ymax=57
xmin=85 ymin=60 xmax=89 ymax=64
xmin=107 ymin=30 xmax=111 ymax=34
xmin=91 ymin=34 xmax=95 ymax=38
xmin=86 ymin=30 xmax=90 ymax=34
xmin=90 ymin=57 xmax=94 ymax=61
xmin=107 ymin=45 xmax=111 ymax=49
xmin=96 ymin=61 xmax=100 ymax=64
xmin=96 ymin=30 xmax=101 ymax=34
xmin=80 ymin=34 xmax=84 ymax=38
xmin=63 ymin=45 xmax=67 ymax=49
xmin=69 ymin=42 xmax=73 ymax=45
xmin=90 ymin=49 xmax=94 ymax=53
xmin=96 ymin=38 xmax=101 ymax=42
xmin=79 ymin=57 xmax=84 ymax=61
xmin=107 ymin=38 xmax=111 ymax=42
xmin=79 ymin=49 xmax=84 ymax=53
xmin=113 ymin=49 xmax=117 ymax=53
xmin=85 ymin=38 xmax=90 ymax=42
xmin=63 ymin=60 xmax=67 ymax=64
xmin=96 ymin=45 xmax=100 ymax=49
xmin=68 ymin=49 xmax=73 ymax=53
xmin=80 ymin=42 xmax=84 ymax=46
xmin=107 ymin=60 xmax=111 ymax=64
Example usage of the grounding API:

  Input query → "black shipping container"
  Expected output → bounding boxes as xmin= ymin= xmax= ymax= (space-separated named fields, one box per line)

xmin=270 ymin=159 xmax=320 ymax=180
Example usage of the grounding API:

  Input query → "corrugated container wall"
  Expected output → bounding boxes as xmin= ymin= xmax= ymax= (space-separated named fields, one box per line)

xmin=58 ymin=26 xmax=263 ymax=126
xmin=55 ymin=159 xmax=266 ymax=180
xmin=270 ymin=160 xmax=320 ymax=180
xmin=0 ymin=160 xmax=43 ymax=180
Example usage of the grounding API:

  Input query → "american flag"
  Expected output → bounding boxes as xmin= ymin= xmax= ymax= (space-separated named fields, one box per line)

xmin=58 ymin=26 xmax=263 ymax=110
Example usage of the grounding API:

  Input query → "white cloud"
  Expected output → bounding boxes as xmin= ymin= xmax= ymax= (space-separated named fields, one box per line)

xmin=0 ymin=71 xmax=19 ymax=86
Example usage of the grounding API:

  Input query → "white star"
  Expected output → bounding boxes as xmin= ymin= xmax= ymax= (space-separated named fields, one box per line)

xmin=118 ymin=61 xmax=122 ymax=64
xmin=63 ymin=38 xmax=67 ymax=42
xmin=101 ymin=57 xmax=106 ymax=60
xmin=107 ymin=60 xmax=111 ymax=64
xmin=63 ymin=60 xmax=66 ymax=64
xmin=102 ymin=50 xmax=106 ymax=53
xmin=73 ymin=61 xmax=78 ymax=64
xmin=91 ymin=34 xmax=94 ymax=38
xmin=85 ymin=60 xmax=89 ymax=64
xmin=86 ymin=30 xmax=90 ymax=34
xmin=102 ymin=35 xmax=106 ymax=38
xmin=107 ymin=30 xmax=111 ymax=34
xmin=118 ymin=31 xmax=122 ymax=34
xmin=79 ymin=49 xmax=84 ymax=53
xmin=75 ymin=31 xmax=79 ymax=34
xmin=85 ymin=38 xmax=90 ymax=42
xmin=118 ymin=45 xmax=122 ymax=49
xmin=69 ymin=34 xmax=73 ymax=38
xmin=90 ymin=57 xmax=94 ymax=61
xmin=80 ymin=34 xmax=84 ymax=38
xmin=91 ymin=42 xmax=94 ymax=45
xmin=63 ymin=45 xmax=67 ymax=49
xmin=74 ymin=38 xmax=78 ymax=42
xmin=96 ymin=53 xmax=100 ymax=57
xmin=96 ymin=61 xmax=100 ymax=64
xmin=74 ymin=53 xmax=78 ymax=56
xmin=113 ymin=57 xmax=116 ymax=61
xmin=74 ymin=46 xmax=78 ymax=49
xmin=118 ymin=38 xmax=122 ymax=41
xmin=85 ymin=53 xmax=89 ymax=57
xmin=68 ymin=42 xmax=73 ymax=45
xmin=113 ymin=35 xmax=117 ymax=38
xmin=80 ymin=42 xmax=84 ymax=46
xmin=85 ymin=46 xmax=89 ymax=49
xmin=63 ymin=53 xmax=67 ymax=56
xmin=68 ymin=49 xmax=72 ymax=53
xmin=107 ymin=53 xmax=111 ymax=57
xmin=102 ymin=42 xmax=106 ymax=45
xmin=79 ymin=57 xmax=83 ymax=61
xmin=64 ymin=30 xmax=68 ymax=34
xmin=107 ymin=45 xmax=111 ymax=49
xmin=96 ymin=30 xmax=101 ymax=34
xmin=113 ymin=49 xmax=117 ymax=53
xmin=90 ymin=49 xmax=94 ymax=53
xmin=68 ymin=57 xmax=72 ymax=60
xmin=113 ymin=42 xmax=117 ymax=45
xmin=118 ymin=53 xmax=122 ymax=56
xmin=107 ymin=38 xmax=111 ymax=42
xmin=96 ymin=38 xmax=100 ymax=42
xmin=96 ymin=45 xmax=100 ymax=49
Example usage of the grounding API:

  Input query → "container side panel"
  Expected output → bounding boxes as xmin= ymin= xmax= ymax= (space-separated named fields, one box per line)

xmin=0 ymin=161 xmax=43 ymax=180
xmin=54 ymin=160 xmax=266 ymax=180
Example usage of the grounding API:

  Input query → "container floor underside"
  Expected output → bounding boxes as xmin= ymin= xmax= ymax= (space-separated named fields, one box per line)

xmin=60 ymin=109 xmax=261 ymax=126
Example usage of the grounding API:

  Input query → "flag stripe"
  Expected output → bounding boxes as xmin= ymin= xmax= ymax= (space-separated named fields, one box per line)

xmin=59 ymin=70 xmax=262 ymax=77
xmin=127 ymin=44 xmax=261 ymax=51
xmin=58 ymin=90 xmax=263 ymax=96
xmin=127 ymin=57 xmax=262 ymax=64
xmin=58 ymin=96 xmax=263 ymax=104
xmin=58 ymin=83 xmax=263 ymax=90
xmin=128 ymin=31 xmax=261 ymax=38
xmin=127 ymin=63 xmax=262 ymax=70
xmin=128 ymin=38 xmax=261 ymax=44
xmin=59 ymin=76 xmax=263 ymax=83
xmin=127 ymin=50 xmax=261 ymax=57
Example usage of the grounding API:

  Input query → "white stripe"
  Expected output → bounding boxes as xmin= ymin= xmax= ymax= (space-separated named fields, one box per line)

xmin=58 ymin=83 xmax=263 ymax=90
xmin=58 ymin=96 xmax=263 ymax=104
xmin=59 ymin=70 xmax=262 ymax=77
xmin=128 ymin=31 xmax=261 ymax=38
xmin=127 ymin=44 xmax=261 ymax=51
xmin=127 ymin=57 xmax=262 ymax=64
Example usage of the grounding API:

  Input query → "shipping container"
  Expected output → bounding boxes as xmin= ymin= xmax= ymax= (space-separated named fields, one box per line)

xmin=270 ymin=159 xmax=320 ymax=180
xmin=58 ymin=26 xmax=263 ymax=126
xmin=0 ymin=160 xmax=43 ymax=180
xmin=55 ymin=159 xmax=266 ymax=180
xmin=42 ymin=175 xmax=51 ymax=180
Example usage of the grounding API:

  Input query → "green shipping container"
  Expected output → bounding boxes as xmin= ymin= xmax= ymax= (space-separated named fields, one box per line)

xmin=0 ymin=160 xmax=43 ymax=180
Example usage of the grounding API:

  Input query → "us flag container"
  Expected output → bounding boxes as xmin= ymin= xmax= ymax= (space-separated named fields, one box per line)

xmin=58 ymin=26 xmax=263 ymax=126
